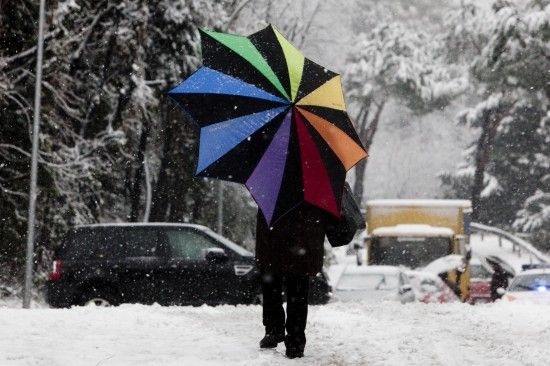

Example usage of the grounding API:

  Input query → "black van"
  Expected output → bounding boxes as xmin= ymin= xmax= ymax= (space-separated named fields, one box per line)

xmin=46 ymin=223 xmax=331 ymax=307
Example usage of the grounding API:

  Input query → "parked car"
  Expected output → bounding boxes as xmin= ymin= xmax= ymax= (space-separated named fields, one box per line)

xmin=46 ymin=223 xmax=331 ymax=307
xmin=502 ymin=268 xmax=550 ymax=304
xmin=468 ymin=256 xmax=493 ymax=304
xmin=333 ymin=265 xmax=415 ymax=304
xmin=406 ymin=270 xmax=458 ymax=304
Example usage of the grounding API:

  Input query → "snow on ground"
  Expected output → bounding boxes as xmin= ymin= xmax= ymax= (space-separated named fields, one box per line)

xmin=470 ymin=233 xmax=547 ymax=273
xmin=1 ymin=301 xmax=549 ymax=366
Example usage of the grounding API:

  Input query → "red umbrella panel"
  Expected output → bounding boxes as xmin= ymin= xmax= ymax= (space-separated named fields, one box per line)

xmin=168 ymin=25 xmax=368 ymax=225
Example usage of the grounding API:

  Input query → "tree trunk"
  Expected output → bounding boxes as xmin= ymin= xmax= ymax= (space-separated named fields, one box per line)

xmin=150 ymin=107 xmax=173 ymax=222
xmin=471 ymin=111 xmax=500 ymax=221
xmin=353 ymin=100 xmax=385 ymax=203
xmin=150 ymin=105 xmax=199 ymax=223
xmin=129 ymin=120 xmax=150 ymax=222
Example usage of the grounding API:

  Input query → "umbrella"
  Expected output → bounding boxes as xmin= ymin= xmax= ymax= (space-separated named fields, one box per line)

xmin=168 ymin=25 xmax=367 ymax=225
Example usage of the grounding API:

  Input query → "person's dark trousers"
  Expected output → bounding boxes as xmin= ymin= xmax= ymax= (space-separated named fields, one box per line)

xmin=261 ymin=272 xmax=285 ymax=337
xmin=284 ymin=273 xmax=309 ymax=353
xmin=261 ymin=272 xmax=309 ymax=351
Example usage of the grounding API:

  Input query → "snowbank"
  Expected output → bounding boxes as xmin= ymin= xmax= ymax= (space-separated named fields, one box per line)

xmin=1 ymin=301 xmax=549 ymax=366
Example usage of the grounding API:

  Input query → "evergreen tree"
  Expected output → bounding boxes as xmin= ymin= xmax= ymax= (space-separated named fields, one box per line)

xmin=344 ymin=17 xmax=467 ymax=202
xmin=441 ymin=0 xmax=550 ymax=247
xmin=0 ymin=0 xmax=238 ymax=279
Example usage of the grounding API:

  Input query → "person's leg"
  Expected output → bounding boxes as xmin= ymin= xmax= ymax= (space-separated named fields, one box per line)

xmin=260 ymin=272 xmax=285 ymax=348
xmin=284 ymin=273 xmax=309 ymax=358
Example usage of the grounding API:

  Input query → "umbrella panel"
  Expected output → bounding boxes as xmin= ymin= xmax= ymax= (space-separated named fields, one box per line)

xmin=269 ymin=112 xmax=305 ymax=224
xmin=296 ymin=105 xmax=364 ymax=149
xmin=249 ymin=26 xmax=291 ymax=102
xmin=201 ymin=30 xmax=289 ymax=101
xmin=169 ymin=93 xmax=286 ymax=127
xmin=295 ymin=111 xmax=339 ymax=217
xmin=297 ymin=107 xmax=367 ymax=170
xmin=197 ymin=108 xmax=289 ymax=182
xmin=246 ymin=110 xmax=293 ymax=223
xmin=295 ymin=58 xmax=338 ymax=101
xmin=301 ymin=115 xmax=346 ymax=215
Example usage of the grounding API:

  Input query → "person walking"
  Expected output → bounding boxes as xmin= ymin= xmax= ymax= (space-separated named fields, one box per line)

xmin=255 ymin=203 xmax=330 ymax=359
xmin=489 ymin=260 xmax=510 ymax=301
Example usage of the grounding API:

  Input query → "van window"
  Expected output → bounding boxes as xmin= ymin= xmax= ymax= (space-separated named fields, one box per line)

xmin=59 ymin=228 xmax=118 ymax=260
xmin=60 ymin=227 xmax=159 ymax=259
xmin=59 ymin=229 xmax=96 ymax=260
xmin=118 ymin=229 xmax=159 ymax=257
xmin=166 ymin=229 xmax=219 ymax=260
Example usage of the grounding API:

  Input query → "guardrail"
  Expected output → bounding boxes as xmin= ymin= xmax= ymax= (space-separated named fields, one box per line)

xmin=470 ymin=222 xmax=550 ymax=264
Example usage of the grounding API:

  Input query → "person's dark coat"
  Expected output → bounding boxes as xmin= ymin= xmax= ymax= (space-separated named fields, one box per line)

xmin=490 ymin=265 xmax=509 ymax=301
xmin=256 ymin=203 xmax=329 ymax=276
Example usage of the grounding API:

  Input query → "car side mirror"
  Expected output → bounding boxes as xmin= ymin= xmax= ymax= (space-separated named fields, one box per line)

xmin=400 ymin=284 xmax=413 ymax=294
xmin=205 ymin=248 xmax=228 ymax=263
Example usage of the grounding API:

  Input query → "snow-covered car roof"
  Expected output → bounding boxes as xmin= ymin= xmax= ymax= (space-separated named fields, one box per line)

xmin=516 ymin=268 xmax=550 ymax=276
xmin=423 ymin=255 xmax=465 ymax=274
xmin=366 ymin=199 xmax=471 ymax=208
xmin=372 ymin=224 xmax=454 ymax=237
xmin=405 ymin=270 xmax=441 ymax=281
xmin=342 ymin=265 xmax=403 ymax=276
xmin=75 ymin=222 xmax=252 ymax=256
xmin=76 ymin=222 xmax=210 ymax=231
xmin=469 ymin=257 xmax=482 ymax=265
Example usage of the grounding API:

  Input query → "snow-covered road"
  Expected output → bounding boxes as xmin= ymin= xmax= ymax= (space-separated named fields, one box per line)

xmin=1 ymin=301 xmax=549 ymax=366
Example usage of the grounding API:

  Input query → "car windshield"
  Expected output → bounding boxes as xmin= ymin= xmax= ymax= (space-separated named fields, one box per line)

xmin=336 ymin=273 xmax=399 ymax=291
xmin=470 ymin=264 xmax=492 ymax=280
xmin=372 ymin=237 xmax=452 ymax=269
xmin=509 ymin=273 xmax=550 ymax=292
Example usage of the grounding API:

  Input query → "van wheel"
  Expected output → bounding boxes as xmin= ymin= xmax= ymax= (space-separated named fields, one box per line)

xmin=85 ymin=297 xmax=111 ymax=307
xmin=253 ymin=293 xmax=263 ymax=305
xmin=78 ymin=286 xmax=119 ymax=307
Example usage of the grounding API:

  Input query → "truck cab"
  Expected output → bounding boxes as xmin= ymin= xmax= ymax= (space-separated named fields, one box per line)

xmin=365 ymin=200 xmax=472 ymax=302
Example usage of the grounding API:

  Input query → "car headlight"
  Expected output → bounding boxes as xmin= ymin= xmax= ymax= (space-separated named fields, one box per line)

xmin=234 ymin=264 xmax=253 ymax=276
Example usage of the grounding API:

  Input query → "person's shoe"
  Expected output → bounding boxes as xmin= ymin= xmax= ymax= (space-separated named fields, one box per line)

xmin=259 ymin=333 xmax=285 ymax=348
xmin=285 ymin=347 xmax=304 ymax=359
xmin=284 ymin=335 xmax=305 ymax=358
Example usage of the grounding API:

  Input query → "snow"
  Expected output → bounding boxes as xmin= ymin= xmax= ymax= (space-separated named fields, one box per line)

xmin=480 ymin=175 xmax=503 ymax=198
xmin=422 ymin=254 xmax=465 ymax=274
xmin=338 ymin=264 xmax=402 ymax=276
xmin=1 ymin=301 xmax=550 ymax=365
xmin=372 ymin=224 xmax=454 ymax=237
xmin=367 ymin=199 xmax=471 ymax=208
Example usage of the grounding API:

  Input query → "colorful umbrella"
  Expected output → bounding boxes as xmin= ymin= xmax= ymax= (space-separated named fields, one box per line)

xmin=168 ymin=25 xmax=367 ymax=225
